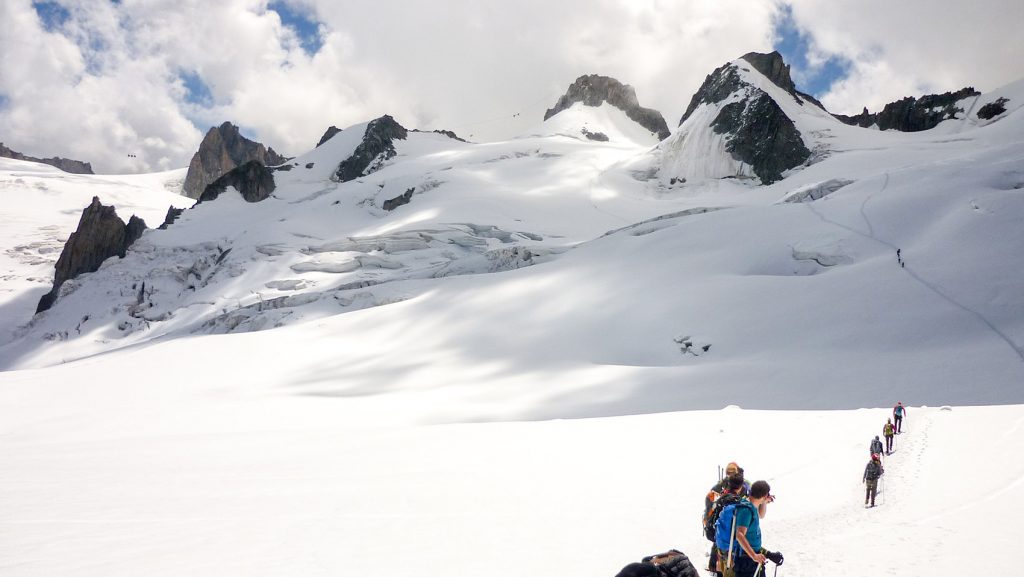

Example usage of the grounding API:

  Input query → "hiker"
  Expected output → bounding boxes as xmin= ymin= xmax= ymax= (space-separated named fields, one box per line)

xmin=715 ymin=480 xmax=778 ymax=577
xmin=893 ymin=402 xmax=906 ymax=434
xmin=705 ymin=462 xmax=750 ymax=517
xmin=883 ymin=419 xmax=895 ymax=454
xmin=705 ymin=474 xmax=746 ymax=576
xmin=870 ymin=435 xmax=884 ymax=456
xmin=863 ymin=453 xmax=884 ymax=507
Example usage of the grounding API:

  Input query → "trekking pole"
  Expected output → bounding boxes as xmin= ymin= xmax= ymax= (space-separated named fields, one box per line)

xmin=726 ymin=514 xmax=738 ymax=571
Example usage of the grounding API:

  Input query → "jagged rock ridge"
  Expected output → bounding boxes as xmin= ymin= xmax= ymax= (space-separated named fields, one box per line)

xmin=182 ymin=122 xmax=286 ymax=199
xmin=333 ymin=115 xmax=409 ymax=183
xmin=544 ymin=75 xmax=671 ymax=140
xmin=833 ymin=87 xmax=980 ymax=131
xmin=36 ymin=197 xmax=146 ymax=313
xmin=0 ymin=142 xmax=94 ymax=174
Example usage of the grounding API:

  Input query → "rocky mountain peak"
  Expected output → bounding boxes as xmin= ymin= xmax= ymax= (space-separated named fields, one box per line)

xmin=333 ymin=115 xmax=409 ymax=183
xmin=36 ymin=197 xmax=146 ymax=313
xmin=741 ymin=51 xmax=797 ymax=94
xmin=182 ymin=122 xmax=286 ymax=199
xmin=665 ymin=52 xmax=813 ymax=185
xmin=544 ymin=75 xmax=671 ymax=140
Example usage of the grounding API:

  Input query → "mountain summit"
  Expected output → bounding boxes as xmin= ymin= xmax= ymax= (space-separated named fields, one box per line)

xmin=544 ymin=75 xmax=671 ymax=140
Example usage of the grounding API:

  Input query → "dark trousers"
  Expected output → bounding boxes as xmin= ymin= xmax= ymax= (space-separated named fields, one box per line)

xmin=885 ymin=435 xmax=893 ymax=453
xmin=734 ymin=553 xmax=763 ymax=577
xmin=894 ymin=415 xmax=903 ymax=433
xmin=865 ymin=478 xmax=878 ymax=505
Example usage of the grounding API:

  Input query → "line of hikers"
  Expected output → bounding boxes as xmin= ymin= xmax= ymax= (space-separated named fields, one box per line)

xmin=701 ymin=462 xmax=783 ymax=577
xmin=863 ymin=402 xmax=907 ymax=507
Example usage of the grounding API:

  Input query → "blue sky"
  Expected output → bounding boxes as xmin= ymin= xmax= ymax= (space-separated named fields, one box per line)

xmin=31 ymin=1 xmax=70 ymax=33
xmin=771 ymin=5 xmax=852 ymax=97
xmin=268 ymin=1 xmax=323 ymax=56
xmin=180 ymin=71 xmax=214 ymax=107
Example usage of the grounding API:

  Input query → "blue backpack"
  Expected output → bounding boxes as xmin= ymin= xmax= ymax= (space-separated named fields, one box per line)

xmin=714 ymin=501 xmax=756 ymax=554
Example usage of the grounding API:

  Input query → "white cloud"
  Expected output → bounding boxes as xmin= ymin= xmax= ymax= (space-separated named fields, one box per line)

xmin=784 ymin=0 xmax=1024 ymax=114
xmin=0 ymin=0 xmax=1021 ymax=173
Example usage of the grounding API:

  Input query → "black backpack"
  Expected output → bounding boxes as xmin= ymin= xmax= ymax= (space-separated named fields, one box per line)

xmin=865 ymin=460 xmax=883 ymax=481
xmin=703 ymin=493 xmax=742 ymax=542
xmin=614 ymin=550 xmax=698 ymax=577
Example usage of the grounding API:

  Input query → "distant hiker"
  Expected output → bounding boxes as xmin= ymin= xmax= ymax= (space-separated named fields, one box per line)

xmin=896 ymin=248 xmax=901 ymax=260
xmin=870 ymin=435 xmax=884 ymax=456
xmin=893 ymin=402 xmax=906 ymax=433
xmin=705 ymin=474 xmax=746 ymax=576
xmin=863 ymin=453 xmax=885 ymax=507
xmin=883 ymin=419 xmax=895 ymax=454
xmin=714 ymin=480 xmax=778 ymax=577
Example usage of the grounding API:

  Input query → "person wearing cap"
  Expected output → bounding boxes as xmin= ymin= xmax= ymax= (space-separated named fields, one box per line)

xmin=893 ymin=402 xmax=907 ymax=434
xmin=705 ymin=463 xmax=750 ymax=527
xmin=863 ymin=453 xmax=884 ymax=507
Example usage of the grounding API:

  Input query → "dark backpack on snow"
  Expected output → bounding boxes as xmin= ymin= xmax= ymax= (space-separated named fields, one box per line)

xmin=615 ymin=549 xmax=698 ymax=577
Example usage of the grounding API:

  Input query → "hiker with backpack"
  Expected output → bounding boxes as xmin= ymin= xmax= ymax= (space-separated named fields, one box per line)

xmin=714 ymin=480 xmax=781 ymax=577
xmin=704 ymin=462 xmax=750 ymax=521
xmin=870 ymin=435 xmax=884 ymax=457
xmin=863 ymin=453 xmax=884 ymax=507
xmin=893 ymin=402 xmax=906 ymax=433
xmin=883 ymin=419 xmax=895 ymax=454
xmin=704 ymin=474 xmax=746 ymax=576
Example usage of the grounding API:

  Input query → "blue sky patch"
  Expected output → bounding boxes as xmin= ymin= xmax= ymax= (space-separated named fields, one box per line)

xmin=268 ymin=0 xmax=323 ymax=56
xmin=180 ymin=71 xmax=214 ymax=107
xmin=32 ymin=1 xmax=71 ymax=33
xmin=0 ymin=93 xmax=9 ymax=111
xmin=771 ymin=5 xmax=851 ymax=97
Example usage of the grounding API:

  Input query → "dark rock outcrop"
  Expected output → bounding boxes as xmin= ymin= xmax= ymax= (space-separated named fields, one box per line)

xmin=833 ymin=87 xmax=980 ymax=131
xmin=316 ymin=126 xmax=342 ymax=147
xmin=410 ymin=128 xmax=468 ymax=143
xmin=977 ymin=97 xmax=1009 ymax=120
xmin=544 ymin=75 xmax=671 ymax=140
xmin=581 ymin=128 xmax=610 ymax=142
xmin=673 ymin=52 xmax=811 ymax=184
xmin=0 ymin=142 xmax=94 ymax=174
xmin=198 ymin=160 xmax=276 ymax=203
xmin=333 ymin=115 xmax=408 ymax=183
xmin=159 ymin=206 xmax=185 ymax=229
xmin=36 ymin=197 xmax=146 ymax=313
xmin=382 ymin=187 xmax=415 ymax=211
xmin=182 ymin=122 xmax=286 ymax=199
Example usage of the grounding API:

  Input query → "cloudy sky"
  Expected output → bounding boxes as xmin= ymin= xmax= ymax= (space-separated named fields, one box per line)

xmin=1 ymin=0 xmax=1022 ymax=174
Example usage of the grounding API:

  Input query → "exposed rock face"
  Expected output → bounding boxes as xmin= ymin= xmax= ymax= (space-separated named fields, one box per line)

xmin=36 ymin=197 xmax=147 ymax=313
xmin=833 ymin=87 xmax=980 ymax=131
xmin=159 ymin=206 xmax=185 ymax=229
xmin=333 ymin=115 xmax=409 ymax=183
xmin=0 ymin=142 xmax=94 ymax=174
xmin=182 ymin=122 xmax=286 ymax=199
xmin=316 ymin=126 xmax=342 ymax=147
xmin=410 ymin=128 xmax=468 ymax=143
xmin=977 ymin=97 xmax=1009 ymax=120
xmin=671 ymin=52 xmax=811 ymax=184
xmin=198 ymin=160 xmax=276 ymax=203
xmin=544 ymin=75 xmax=671 ymax=140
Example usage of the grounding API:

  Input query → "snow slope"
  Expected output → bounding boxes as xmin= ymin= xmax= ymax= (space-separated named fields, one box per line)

xmin=1 ymin=61 xmax=1024 ymax=576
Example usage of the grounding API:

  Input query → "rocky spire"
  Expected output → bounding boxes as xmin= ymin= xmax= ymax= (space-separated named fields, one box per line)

xmin=36 ymin=197 xmax=146 ymax=313
xmin=544 ymin=75 xmax=671 ymax=140
xmin=182 ymin=122 xmax=286 ymax=199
